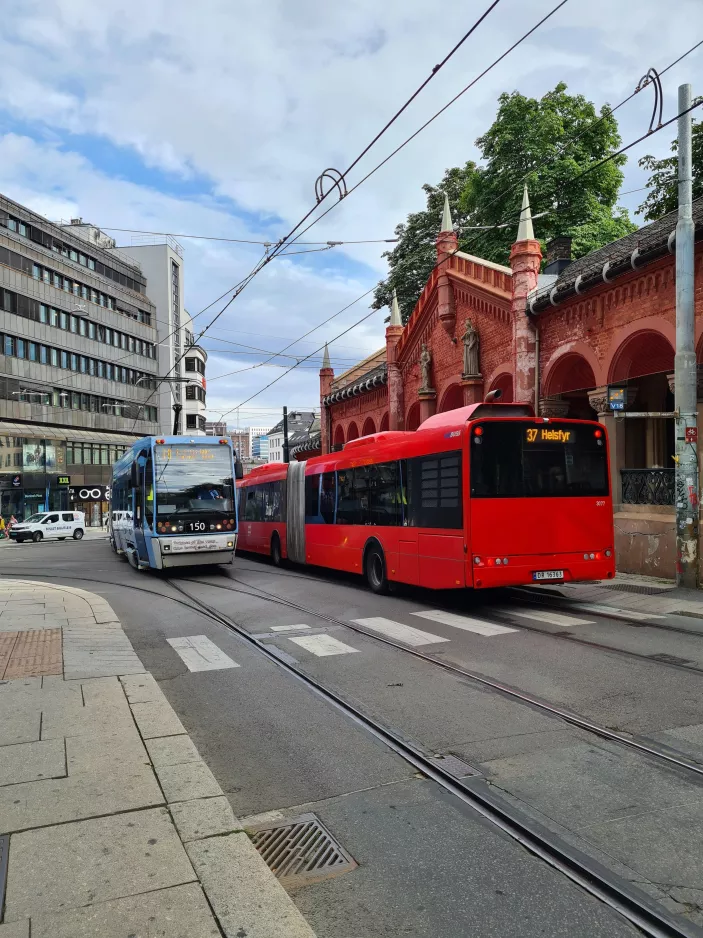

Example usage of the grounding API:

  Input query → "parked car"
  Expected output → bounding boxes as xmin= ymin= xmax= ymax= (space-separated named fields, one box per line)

xmin=9 ymin=511 xmax=85 ymax=543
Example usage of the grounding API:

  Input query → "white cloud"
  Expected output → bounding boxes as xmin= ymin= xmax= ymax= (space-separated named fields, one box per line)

xmin=0 ymin=0 xmax=700 ymax=420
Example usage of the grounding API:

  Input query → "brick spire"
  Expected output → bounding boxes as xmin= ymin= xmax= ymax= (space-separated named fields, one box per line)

xmin=437 ymin=192 xmax=458 ymax=337
xmin=510 ymin=185 xmax=542 ymax=406
xmin=386 ymin=290 xmax=404 ymax=430
xmin=319 ymin=342 xmax=334 ymax=454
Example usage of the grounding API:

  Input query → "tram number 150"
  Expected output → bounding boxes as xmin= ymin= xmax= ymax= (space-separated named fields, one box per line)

xmin=186 ymin=521 xmax=207 ymax=532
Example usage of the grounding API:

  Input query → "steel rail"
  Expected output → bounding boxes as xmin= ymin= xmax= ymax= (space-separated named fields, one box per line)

xmin=166 ymin=577 xmax=702 ymax=938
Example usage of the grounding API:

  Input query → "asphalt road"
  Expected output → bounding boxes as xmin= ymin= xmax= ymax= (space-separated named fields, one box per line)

xmin=4 ymin=536 xmax=703 ymax=936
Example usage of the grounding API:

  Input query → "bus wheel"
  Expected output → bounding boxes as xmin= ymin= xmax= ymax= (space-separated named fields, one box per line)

xmin=365 ymin=544 xmax=388 ymax=595
xmin=270 ymin=534 xmax=282 ymax=567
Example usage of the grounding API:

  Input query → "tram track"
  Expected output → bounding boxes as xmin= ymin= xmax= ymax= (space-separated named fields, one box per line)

xmin=180 ymin=572 xmax=703 ymax=778
xmin=164 ymin=577 xmax=702 ymax=938
xmin=5 ymin=567 xmax=703 ymax=776
xmin=4 ymin=567 xmax=703 ymax=935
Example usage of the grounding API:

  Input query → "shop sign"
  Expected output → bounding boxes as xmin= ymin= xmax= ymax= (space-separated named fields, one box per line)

xmin=12 ymin=474 xmax=21 ymax=488
xmin=69 ymin=485 xmax=111 ymax=503
xmin=57 ymin=475 xmax=71 ymax=486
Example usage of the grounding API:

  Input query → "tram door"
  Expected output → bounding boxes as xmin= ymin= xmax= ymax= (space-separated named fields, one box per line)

xmin=132 ymin=451 xmax=150 ymax=564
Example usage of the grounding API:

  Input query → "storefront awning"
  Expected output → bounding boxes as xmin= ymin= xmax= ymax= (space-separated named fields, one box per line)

xmin=0 ymin=422 xmax=144 ymax=445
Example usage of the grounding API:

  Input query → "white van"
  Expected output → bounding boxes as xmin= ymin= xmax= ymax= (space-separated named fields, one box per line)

xmin=10 ymin=511 xmax=85 ymax=543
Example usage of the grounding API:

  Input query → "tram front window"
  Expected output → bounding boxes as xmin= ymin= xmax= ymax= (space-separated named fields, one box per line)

xmin=154 ymin=445 xmax=234 ymax=519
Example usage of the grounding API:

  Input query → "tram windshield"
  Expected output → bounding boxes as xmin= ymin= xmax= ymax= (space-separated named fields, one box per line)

xmin=154 ymin=444 xmax=234 ymax=515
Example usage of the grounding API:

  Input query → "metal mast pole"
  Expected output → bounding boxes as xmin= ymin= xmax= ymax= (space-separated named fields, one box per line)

xmin=282 ymin=406 xmax=289 ymax=464
xmin=674 ymin=82 xmax=698 ymax=588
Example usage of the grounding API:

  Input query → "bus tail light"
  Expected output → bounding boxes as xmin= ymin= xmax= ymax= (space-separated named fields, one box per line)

xmin=595 ymin=552 xmax=602 ymax=560
xmin=605 ymin=549 xmax=612 ymax=557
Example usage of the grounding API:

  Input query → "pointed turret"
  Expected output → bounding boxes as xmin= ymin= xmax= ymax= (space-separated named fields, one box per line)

xmin=516 ymin=184 xmax=534 ymax=242
xmin=390 ymin=289 xmax=402 ymax=327
xmin=441 ymin=192 xmax=453 ymax=233
xmin=322 ymin=342 xmax=331 ymax=370
xmin=319 ymin=342 xmax=334 ymax=454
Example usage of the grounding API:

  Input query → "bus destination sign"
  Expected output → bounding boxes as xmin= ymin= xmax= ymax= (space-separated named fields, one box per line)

xmin=159 ymin=446 xmax=216 ymax=462
xmin=525 ymin=428 xmax=572 ymax=444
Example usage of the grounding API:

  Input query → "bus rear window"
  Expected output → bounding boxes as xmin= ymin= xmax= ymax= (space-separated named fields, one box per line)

xmin=470 ymin=422 xmax=608 ymax=498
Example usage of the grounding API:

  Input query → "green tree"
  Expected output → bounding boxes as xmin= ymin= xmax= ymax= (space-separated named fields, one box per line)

xmin=637 ymin=119 xmax=703 ymax=220
xmin=373 ymin=162 xmax=479 ymax=322
xmin=374 ymin=83 xmax=636 ymax=323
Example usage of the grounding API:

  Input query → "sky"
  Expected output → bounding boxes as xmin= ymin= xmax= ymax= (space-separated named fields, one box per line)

xmin=0 ymin=0 xmax=699 ymax=429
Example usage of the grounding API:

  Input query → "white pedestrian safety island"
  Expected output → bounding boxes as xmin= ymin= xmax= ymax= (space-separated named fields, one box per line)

xmin=271 ymin=624 xmax=312 ymax=632
xmin=352 ymin=617 xmax=450 ymax=647
xmin=411 ymin=610 xmax=517 ymax=636
xmin=288 ymin=634 xmax=359 ymax=657
xmin=505 ymin=608 xmax=594 ymax=627
xmin=167 ymin=635 xmax=239 ymax=672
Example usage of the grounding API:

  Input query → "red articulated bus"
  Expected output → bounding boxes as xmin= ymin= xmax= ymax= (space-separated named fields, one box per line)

xmin=236 ymin=401 xmax=615 ymax=593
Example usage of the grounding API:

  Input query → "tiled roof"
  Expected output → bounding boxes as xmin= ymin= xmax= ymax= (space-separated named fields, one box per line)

xmin=530 ymin=196 xmax=703 ymax=313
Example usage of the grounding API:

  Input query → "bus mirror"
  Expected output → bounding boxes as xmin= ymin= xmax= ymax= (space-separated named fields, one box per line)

xmin=235 ymin=459 xmax=244 ymax=480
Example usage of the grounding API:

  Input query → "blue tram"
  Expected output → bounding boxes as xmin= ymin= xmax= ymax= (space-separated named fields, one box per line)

xmin=111 ymin=435 xmax=243 ymax=570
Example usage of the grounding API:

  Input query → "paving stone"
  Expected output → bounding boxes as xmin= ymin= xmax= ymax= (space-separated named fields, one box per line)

xmin=187 ymin=832 xmax=316 ymax=938
xmin=146 ymin=734 xmax=202 ymax=768
xmin=0 ymin=738 xmax=65 ymax=786
xmin=66 ymin=728 xmax=151 ymax=774
xmin=0 ymin=704 xmax=41 ymax=747
xmin=171 ymin=796 xmax=238 ymax=842
xmin=4 ymin=808 xmax=196 ymax=920
xmin=41 ymin=700 xmax=134 ymax=740
xmin=131 ymin=699 xmax=187 ymax=739
xmin=156 ymin=760 xmax=223 ymax=803
xmin=121 ymin=672 xmax=163 ymax=703
xmin=29 ymin=883 xmax=220 ymax=938
xmin=0 ymin=921 xmax=30 ymax=938
xmin=0 ymin=758 xmax=163 ymax=833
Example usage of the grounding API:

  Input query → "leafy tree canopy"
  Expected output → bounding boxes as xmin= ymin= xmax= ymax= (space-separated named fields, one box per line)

xmin=374 ymin=82 xmax=637 ymax=322
xmin=637 ymin=118 xmax=703 ymax=221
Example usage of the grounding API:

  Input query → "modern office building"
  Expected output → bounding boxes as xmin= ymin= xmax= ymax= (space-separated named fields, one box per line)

xmin=248 ymin=425 xmax=271 ymax=455
xmin=112 ymin=239 xmax=207 ymax=435
xmin=251 ymin=433 xmax=269 ymax=460
xmin=0 ymin=196 xmax=160 ymax=524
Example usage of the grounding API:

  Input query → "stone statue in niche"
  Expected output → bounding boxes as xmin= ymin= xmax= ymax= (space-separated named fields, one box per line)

xmin=419 ymin=343 xmax=433 ymax=392
xmin=461 ymin=318 xmax=480 ymax=377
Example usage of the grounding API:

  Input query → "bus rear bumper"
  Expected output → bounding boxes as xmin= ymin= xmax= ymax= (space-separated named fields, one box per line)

xmin=471 ymin=552 xmax=615 ymax=589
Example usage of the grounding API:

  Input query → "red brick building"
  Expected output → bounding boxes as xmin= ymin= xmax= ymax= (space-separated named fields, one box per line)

xmin=319 ymin=191 xmax=703 ymax=578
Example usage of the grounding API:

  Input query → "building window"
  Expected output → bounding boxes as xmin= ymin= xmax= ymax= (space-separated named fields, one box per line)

xmin=50 ymin=308 xmax=58 ymax=327
xmin=28 ymin=342 xmax=37 ymax=362
xmin=16 ymin=339 xmax=25 ymax=359
xmin=70 ymin=316 xmax=78 ymax=333
xmin=59 ymin=311 xmax=68 ymax=330
xmin=70 ymin=353 xmax=78 ymax=371
xmin=40 ymin=346 xmax=48 ymax=364
xmin=88 ymin=258 xmax=95 ymax=271
xmin=53 ymin=273 xmax=62 ymax=289
xmin=4 ymin=336 xmax=14 ymax=356
xmin=186 ymin=414 xmax=197 ymax=429
xmin=32 ymin=264 xmax=40 ymax=280
xmin=50 ymin=348 xmax=58 ymax=367
xmin=88 ymin=322 xmax=96 ymax=340
xmin=79 ymin=319 xmax=87 ymax=336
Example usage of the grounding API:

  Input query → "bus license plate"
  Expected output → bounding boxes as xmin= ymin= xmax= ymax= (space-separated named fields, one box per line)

xmin=533 ymin=570 xmax=564 ymax=581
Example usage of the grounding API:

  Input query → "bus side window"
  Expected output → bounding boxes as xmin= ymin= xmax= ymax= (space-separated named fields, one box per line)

xmin=406 ymin=452 xmax=462 ymax=529
xmin=320 ymin=472 xmax=335 ymax=524
xmin=367 ymin=461 xmax=401 ymax=526
xmin=337 ymin=468 xmax=363 ymax=525
xmin=245 ymin=488 xmax=258 ymax=521
xmin=304 ymin=473 xmax=321 ymax=524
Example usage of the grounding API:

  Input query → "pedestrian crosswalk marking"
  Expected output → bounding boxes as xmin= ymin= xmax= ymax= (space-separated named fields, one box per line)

xmin=352 ymin=617 xmax=450 ymax=646
xmin=167 ymin=635 xmax=239 ymax=672
xmin=271 ymin=624 xmax=311 ymax=632
xmin=566 ymin=602 xmax=666 ymax=622
xmin=505 ymin=608 xmax=593 ymax=627
xmin=288 ymin=634 xmax=359 ymax=657
xmin=411 ymin=610 xmax=517 ymax=636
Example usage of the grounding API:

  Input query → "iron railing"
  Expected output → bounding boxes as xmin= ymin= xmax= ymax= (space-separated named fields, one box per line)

xmin=621 ymin=468 xmax=675 ymax=506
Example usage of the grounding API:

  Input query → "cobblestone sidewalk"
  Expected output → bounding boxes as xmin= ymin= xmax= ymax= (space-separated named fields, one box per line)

xmin=0 ymin=578 xmax=315 ymax=938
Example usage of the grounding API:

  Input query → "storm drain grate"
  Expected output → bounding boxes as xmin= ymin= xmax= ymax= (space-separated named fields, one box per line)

xmin=0 ymin=835 xmax=8 ymax=919
xmin=602 ymin=583 xmax=674 ymax=596
xmin=431 ymin=754 xmax=481 ymax=778
xmin=248 ymin=813 xmax=357 ymax=886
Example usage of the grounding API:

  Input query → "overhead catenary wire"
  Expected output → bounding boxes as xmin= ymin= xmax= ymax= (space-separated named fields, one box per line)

xmin=225 ymin=95 xmax=703 ymax=411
